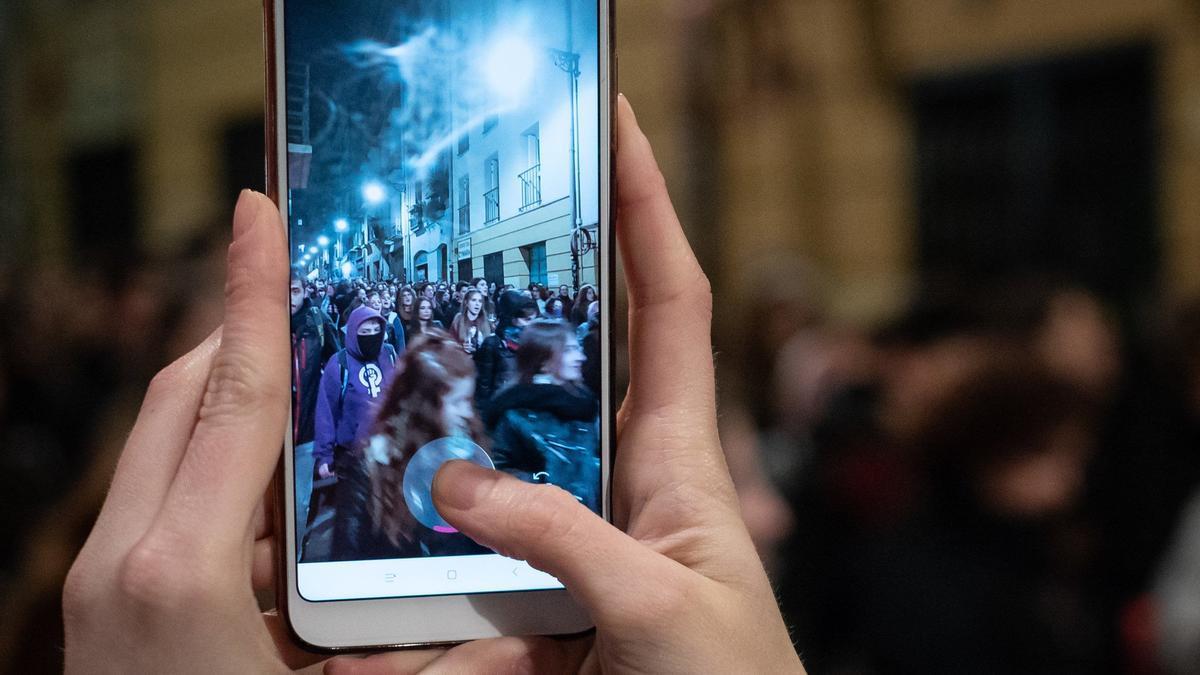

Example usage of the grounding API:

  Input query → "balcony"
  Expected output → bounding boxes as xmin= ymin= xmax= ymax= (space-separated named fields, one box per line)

xmin=458 ymin=203 xmax=470 ymax=235
xmin=519 ymin=164 xmax=542 ymax=211
xmin=484 ymin=187 xmax=500 ymax=225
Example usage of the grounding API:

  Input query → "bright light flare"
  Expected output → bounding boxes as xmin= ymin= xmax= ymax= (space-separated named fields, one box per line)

xmin=363 ymin=181 xmax=387 ymax=205
xmin=341 ymin=262 xmax=355 ymax=278
xmin=483 ymin=35 xmax=537 ymax=102
xmin=317 ymin=235 xmax=331 ymax=247
xmin=334 ymin=218 xmax=349 ymax=233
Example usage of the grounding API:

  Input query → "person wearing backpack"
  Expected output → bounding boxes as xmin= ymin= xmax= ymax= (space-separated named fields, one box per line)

xmin=312 ymin=304 xmax=398 ymax=560
xmin=290 ymin=270 xmax=341 ymax=556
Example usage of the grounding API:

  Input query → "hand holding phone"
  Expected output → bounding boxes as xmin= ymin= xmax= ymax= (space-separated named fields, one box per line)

xmin=62 ymin=102 xmax=802 ymax=673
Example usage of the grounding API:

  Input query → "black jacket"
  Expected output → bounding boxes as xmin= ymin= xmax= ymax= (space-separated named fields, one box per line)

xmin=484 ymin=383 xmax=601 ymax=512
xmin=291 ymin=301 xmax=341 ymax=445
xmin=474 ymin=329 xmax=520 ymax=405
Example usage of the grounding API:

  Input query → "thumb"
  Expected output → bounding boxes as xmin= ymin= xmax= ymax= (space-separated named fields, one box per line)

xmin=432 ymin=461 xmax=684 ymax=622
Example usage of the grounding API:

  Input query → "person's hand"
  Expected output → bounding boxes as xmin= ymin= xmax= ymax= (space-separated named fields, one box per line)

xmin=61 ymin=192 xmax=440 ymax=674
xmin=327 ymin=96 xmax=804 ymax=673
xmin=318 ymin=462 xmax=335 ymax=480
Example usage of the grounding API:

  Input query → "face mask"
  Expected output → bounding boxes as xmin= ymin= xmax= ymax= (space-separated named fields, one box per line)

xmin=358 ymin=332 xmax=384 ymax=361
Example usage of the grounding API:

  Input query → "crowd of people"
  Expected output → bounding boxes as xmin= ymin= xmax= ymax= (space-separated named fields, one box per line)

xmin=289 ymin=273 xmax=603 ymax=562
xmin=720 ymin=269 xmax=1200 ymax=674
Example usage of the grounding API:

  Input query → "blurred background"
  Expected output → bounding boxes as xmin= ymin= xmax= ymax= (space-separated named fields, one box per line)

xmin=2 ymin=0 xmax=1200 ymax=673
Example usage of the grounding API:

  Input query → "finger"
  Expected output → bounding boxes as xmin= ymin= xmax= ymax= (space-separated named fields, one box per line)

xmin=433 ymin=462 xmax=686 ymax=624
xmin=254 ymin=489 xmax=274 ymax=541
xmin=252 ymin=537 xmax=275 ymax=592
xmin=150 ymin=190 xmax=291 ymax=553
xmin=262 ymin=610 xmax=335 ymax=671
xmin=324 ymin=650 xmax=445 ymax=675
xmin=330 ymin=635 xmax=587 ymax=675
xmin=84 ymin=329 xmax=222 ymax=557
xmin=615 ymin=95 xmax=717 ymax=429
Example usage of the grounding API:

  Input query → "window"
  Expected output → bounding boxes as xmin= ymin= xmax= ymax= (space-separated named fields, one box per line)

xmin=483 ymin=114 xmax=499 ymax=134
xmin=458 ymin=259 xmax=473 ymax=283
xmin=522 ymin=242 xmax=547 ymax=286
xmin=457 ymin=132 xmax=469 ymax=156
xmin=484 ymin=154 xmax=500 ymax=224
xmin=519 ymin=126 xmax=541 ymax=210
xmin=484 ymin=252 xmax=504 ymax=289
xmin=457 ymin=175 xmax=470 ymax=234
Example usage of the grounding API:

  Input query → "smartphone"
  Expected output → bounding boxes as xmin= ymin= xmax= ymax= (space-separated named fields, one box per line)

xmin=265 ymin=0 xmax=613 ymax=651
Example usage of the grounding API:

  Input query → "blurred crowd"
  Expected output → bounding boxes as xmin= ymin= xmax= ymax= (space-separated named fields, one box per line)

xmin=0 ymin=232 xmax=228 ymax=669
xmin=722 ymin=268 xmax=1200 ymax=674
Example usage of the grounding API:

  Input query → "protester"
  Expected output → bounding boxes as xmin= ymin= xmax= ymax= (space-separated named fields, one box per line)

xmin=289 ymin=270 xmax=341 ymax=553
xmin=474 ymin=290 xmax=539 ymax=406
xmin=449 ymin=289 xmax=492 ymax=354
xmin=408 ymin=297 xmax=444 ymax=337
xmin=486 ymin=320 xmax=600 ymax=511
xmin=395 ymin=287 xmax=415 ymax=340
xmin=312 ymin=305 xmax=399 ymax=560
xmin=571 ymin=284 xmax=597 ymax=326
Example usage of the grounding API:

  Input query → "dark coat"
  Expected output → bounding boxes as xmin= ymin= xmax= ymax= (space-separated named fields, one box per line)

xmin=331 ymin=449 xmax=489 ymax=562
xmin=474 ymin=329 xmax=520 ymax=405
xmin=291 ymin=300 xmax=341 ymax=445
xmin=484 ymin=382 xmax=601 ymax=513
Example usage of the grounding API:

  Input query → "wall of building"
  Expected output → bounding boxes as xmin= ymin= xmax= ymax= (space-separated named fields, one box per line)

xmin=708 ymin=0 xmax=1200 ymax=328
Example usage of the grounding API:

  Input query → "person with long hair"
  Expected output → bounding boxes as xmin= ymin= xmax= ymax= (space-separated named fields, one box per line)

xmin=571 ymin=284 xmax=598 ymax=326
xmin=470 ymin=276 xmax=496 ymax=326
xmin=474 ymin=290 xmax=539 ymax=406
xmin=332 ymin=332 xmax=490 ymax=559
xmin=409 ymin=296 xmax=444 ymax=337
xmin=484 ymin=319 xmax=600 ymax=512
xmin=557 ymin=283 xmax=574 ymax=319
xmin=450 ymin=289 xmax=493 ymax=354
xmin=393 ymin=286 xmax=416 ymax=342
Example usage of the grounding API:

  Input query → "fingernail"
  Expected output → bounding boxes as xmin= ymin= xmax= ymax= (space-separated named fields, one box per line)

xmin=232 ymin=190 xmax=263 ymax=241
xmin=433 ymin=460 xmax=497 ymax=511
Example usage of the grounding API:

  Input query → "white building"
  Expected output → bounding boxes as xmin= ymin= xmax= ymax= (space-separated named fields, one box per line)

xmin=443 ymin=0 xmax=601 ymax=291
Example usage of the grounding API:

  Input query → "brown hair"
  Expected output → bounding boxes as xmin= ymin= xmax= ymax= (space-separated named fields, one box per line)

xmin=515 ymin=320 xmax=574 ymax=384
xmin=450 ymin=289 xmax=492 ymax=345
xmin=367 ymin=331 xmax=487 ymax=546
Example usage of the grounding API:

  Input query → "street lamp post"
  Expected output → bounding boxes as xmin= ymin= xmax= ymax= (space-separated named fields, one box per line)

xmin=551 ymin=48 xmax=583 ymax=291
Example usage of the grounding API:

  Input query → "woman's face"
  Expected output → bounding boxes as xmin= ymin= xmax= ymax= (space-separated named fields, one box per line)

xmin=585 ymin=287 xmax=596 ymax=302
xmin=440 ymin=377 xmax=475 ymax=435
xmin=559 ymin=285 xmax=570 ymax=298
xmin=556 ymin=338 xmax=585 ymax=382
xmin=467 ymin=294 xmax=483 ymax=315
xmin=401 ymin=290 xmax=414 ymax=307
xmin=418 ymin=299 xmax=433 ymax=321
xmin=357 ymin=319 xmax=383 ymax=336
xmin=476 ymin=280 xmax=488 ymax=295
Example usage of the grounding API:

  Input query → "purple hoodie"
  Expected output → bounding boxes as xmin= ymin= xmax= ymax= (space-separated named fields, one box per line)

xmin=313 ymin=305 xmax=396 ymax=468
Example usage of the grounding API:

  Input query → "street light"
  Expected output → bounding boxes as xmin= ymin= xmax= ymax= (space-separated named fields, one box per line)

xmin=341 ymin=262 xmax=355 ymax=279
xmin=362 ymin=181 xmax=387 ymax=206
xmin=334 ymin=218 xmax=349 ymax=233
xmin=317 ymin=235 xmax=330 ymax=248
xmin=308 ymin=246 xmax=318 ymax=256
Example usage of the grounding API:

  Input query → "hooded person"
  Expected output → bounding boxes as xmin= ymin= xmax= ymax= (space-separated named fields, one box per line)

xmin=314 ymin=305 xmax=399 ymax=473
xmin=474 ymin=290 xmax=539 ymax=407
xmin=312 ymin=305 xmax=400 ymax=559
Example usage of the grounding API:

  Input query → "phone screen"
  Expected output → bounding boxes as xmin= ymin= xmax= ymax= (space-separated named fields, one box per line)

xmin=283 ymin=0 xmax=604 ymax=602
